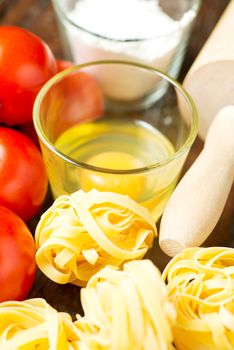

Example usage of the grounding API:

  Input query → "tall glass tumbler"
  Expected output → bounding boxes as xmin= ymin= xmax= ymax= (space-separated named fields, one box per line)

xmin=33 ymin=61 xmax=198 ymax=222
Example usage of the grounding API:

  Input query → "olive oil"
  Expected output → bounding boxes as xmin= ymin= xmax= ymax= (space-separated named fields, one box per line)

xmin=54 ymin=117 xmax=179 ymax=221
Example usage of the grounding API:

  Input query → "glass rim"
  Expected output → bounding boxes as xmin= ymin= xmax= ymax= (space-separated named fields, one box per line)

xmin=52 ymin=0 xmax=201 ymax=42
xmin=33 ymin=60 xmax=198 ymax=175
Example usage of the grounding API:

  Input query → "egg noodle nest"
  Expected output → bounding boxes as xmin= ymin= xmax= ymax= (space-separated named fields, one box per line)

xmin=163 ymin=247 xmax=234 ymax=350
xmin=35 ymin=190 xmax=156 ymax=286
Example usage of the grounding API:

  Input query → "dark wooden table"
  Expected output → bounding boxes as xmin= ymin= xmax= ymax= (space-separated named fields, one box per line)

xmin=0 ymin=0 xmax=233 ymax=318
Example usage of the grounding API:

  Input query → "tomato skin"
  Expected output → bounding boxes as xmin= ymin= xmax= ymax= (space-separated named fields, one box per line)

xmin=0 ymin=128 xmax=48 ymax=221
xmin=56 ymin=59 xmax=74 ymax=72
xmin=63 ymin=71 xmax=104 ymax=121
xmin=55 ymin=59 xmax=104 ymax=132
xmin=55 ymin=71 xmax=104 ymax=135
xmin=0 ymin=206 xmax=36 ymax=301
xmin=0 ymin=26 xmax=57 ymax=125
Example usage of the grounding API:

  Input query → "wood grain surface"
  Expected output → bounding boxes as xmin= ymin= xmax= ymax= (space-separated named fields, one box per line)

xmin=0 ymin=0 xmax=233 ymax=318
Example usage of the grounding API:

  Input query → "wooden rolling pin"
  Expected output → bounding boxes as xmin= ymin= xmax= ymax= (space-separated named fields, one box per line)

xmin=183 ymin=0 xmax=234 ymax=140
xmin=159 ymin=106 xmax=234 ymax=257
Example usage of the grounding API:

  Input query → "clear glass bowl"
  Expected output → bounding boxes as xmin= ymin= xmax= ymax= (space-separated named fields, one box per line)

xmin=52 ymin=0 xmax=201 ymax=80
xmin=33 ymin=60 xmax=198 ymax=222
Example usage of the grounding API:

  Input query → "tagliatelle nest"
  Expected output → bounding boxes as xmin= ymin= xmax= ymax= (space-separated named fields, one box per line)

xmin=76 ymin=259 xmax=176 ymax=350
xmin=162 ymin=247 xmax=234 ymax=350
xmin=35 ymin=190 xmax=156 ymax=286
xmin=0 ymin=298 xmax=80 ymax=349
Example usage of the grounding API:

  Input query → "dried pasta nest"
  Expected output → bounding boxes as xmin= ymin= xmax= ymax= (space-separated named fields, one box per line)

xmin=76 ymin=259 xmax=176 ymax=350
xmin=35 ymin=190 xmax=156 ymax=286
xmin=162 ymin=247 xmax=234 ymax=350
xmin=0 ymin=299 xmax=80 ymax=349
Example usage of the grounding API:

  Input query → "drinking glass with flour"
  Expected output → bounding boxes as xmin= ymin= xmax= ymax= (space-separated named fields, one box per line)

xmin=52 ymin=0 xmax=200 ymax=100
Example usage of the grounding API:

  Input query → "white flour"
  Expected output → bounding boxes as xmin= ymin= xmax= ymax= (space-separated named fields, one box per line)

xmin=68 ymin=0 xmax=178 ymax=40
xmin=63 ymin=0 xmax=194 ymax=100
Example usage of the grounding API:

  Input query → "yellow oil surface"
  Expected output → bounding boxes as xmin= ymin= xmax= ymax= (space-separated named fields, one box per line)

xmin=54 ymin=118 xmax=177 ymax=221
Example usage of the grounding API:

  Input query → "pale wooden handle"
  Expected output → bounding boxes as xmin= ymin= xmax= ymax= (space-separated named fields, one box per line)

xmin=159 ymin=106 xmax=234 ymax=257
xmin=183 ymin=0 xmax=234 ymax=140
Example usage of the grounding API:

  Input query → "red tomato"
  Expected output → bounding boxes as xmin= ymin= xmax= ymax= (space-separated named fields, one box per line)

xmin=0 ymin=128 xmax=48 ymax=221
xmin=0 ymin=26 xmax=57 ymax=125
xmin=56 ymin=59 xmax=74 ymax=72
xmin=0 ymin=205 xmax=36 ymax=301
xmin=55 ymin=71 xmax=104 ymax=135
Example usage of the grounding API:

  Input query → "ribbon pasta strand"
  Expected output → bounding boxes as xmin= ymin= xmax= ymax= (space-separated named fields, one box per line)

xmin=76 ymin=259 xmax=176 ymax=350
xmin=162 ymin=247 xmax=234 ymax=350
xmin=35 ymin=190 xmax=156 ymax=286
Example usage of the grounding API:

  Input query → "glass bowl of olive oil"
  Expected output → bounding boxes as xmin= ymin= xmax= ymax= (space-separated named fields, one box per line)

xmin=33 ymin=60 xmax=198 ymax=222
